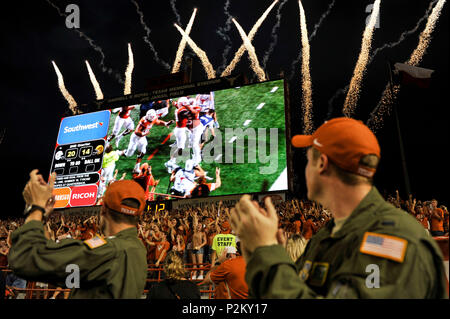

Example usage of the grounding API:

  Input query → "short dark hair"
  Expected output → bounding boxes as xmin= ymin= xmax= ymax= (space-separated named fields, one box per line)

xmin=106 ymin=198 xmax=140 ymax=225
xmin=310 ymin=147 xmax=379 ymax=185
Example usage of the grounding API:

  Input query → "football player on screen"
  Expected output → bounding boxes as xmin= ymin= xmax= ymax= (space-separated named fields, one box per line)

xmin=139 ymin=99 xmax=172 ymax=119
xmin=169 ymin=159 xmax=203 ymax=198
xmin=166 ymin=96 xmax=197 ymax=168
xmin=107 ymin=105 xmax=137 ymax=147
xmin=195 ymin=92 xmax=219 ymax=128
xmin=120 ymin=109 xmax=174 ymax=174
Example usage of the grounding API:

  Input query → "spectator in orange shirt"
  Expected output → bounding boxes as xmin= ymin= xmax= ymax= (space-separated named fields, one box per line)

xmin=154 ymin=232 xmax=171 ymax=268
xmin=429 ymin=199 xmax=445 ymax=236
xmin=441 ymin=205 xmax=449 ymax=235
xmin=302 ymin=216 xmax=315 ymax=240
xmin=415 ymin=205 xmax=429 ymax=231
xmin=200 ymin=245 xmax=248 ymax=299
xmin=292 ymin=214 xmax=302 ymax=235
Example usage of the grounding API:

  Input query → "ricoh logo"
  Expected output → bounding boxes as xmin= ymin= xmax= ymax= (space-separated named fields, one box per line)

xmin=72 ymin=192 xmax=96 ymax=199
xmin=70 ymin=185 xmax=98 ymax=207
xmin=63 ymin=121 xmax=103 ymax=134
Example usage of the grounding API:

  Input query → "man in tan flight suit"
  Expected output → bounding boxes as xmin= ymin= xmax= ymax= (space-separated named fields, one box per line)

xmin=231 ymin=117 xmax=448 ymax=299
xmin=9 ymin=170 xmax=148 ymax=298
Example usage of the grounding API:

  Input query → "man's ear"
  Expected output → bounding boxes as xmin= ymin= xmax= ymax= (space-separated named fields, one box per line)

xmin=318 ymin=153 xmax=330 ymax=174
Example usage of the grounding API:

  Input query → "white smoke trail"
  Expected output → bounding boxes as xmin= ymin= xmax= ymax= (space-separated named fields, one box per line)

xmin=261 ymin=0 xmax=288 ymax=74
xmin=85 ymin=60 xmax=104 ymax=100
xmin=328 ymin=0 xmax=438 ymax=118
xmin=231 ymin=18 xmax=267 ymax=82
xmin=216 ymin=0 xmax=234 ymax=74
xmin=52 ymin=61 xmax=79 ymax=114
xmin=289 ymin=0 xmax=336 ymax=81
xmin=367 ymin=0 xmax=446 ymax=132
xmin=221 ymin=0 xmax=278 ymax=77
xmin=343 ymin=0 xmax=381 ymax=117
xmin=124 ymin=43 xmax=134 ymax=95
xmin=172 ymin=8 xmax=198 ymax=74
xmin=174 ymin=24 xmax=216 ymax=79
xmin=131 ymin=0 xmax=171 ymax=71
xmin=46 ymin=0 xmax=124 ymax=84
xmin=298 ymin=0 xmax=313 ymax=134
xmin=170 ymin=0 xmax=182 ymax=26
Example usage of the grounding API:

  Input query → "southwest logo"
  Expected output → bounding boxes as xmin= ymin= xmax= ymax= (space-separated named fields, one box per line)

xmin=57 ymin=110 xmax=110 ymax=145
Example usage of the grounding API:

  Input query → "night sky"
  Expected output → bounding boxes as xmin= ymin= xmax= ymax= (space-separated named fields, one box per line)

xmin=1 ymin=0 xmax=448 ymax=217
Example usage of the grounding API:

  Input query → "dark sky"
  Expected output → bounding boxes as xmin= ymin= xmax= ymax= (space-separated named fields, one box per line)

xmin=1 ymin=0 xmax=448 ymax=216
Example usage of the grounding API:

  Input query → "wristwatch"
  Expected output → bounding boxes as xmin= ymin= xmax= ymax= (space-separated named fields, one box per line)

xmin=24 ymin=204 xmax=46 ymax=216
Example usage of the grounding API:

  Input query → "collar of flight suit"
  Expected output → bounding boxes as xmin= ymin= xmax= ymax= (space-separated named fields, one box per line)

xmin=329 ymin=187 xmax=385 ymax=239
xmin=110 ymin=226 xmax=138 ymax=239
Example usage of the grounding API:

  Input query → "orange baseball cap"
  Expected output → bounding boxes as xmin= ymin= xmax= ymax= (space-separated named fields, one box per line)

xmin=103 ymin=180 xmax=146 ymax=216
xmin=291 ymin=117 xmax=381 ymax=178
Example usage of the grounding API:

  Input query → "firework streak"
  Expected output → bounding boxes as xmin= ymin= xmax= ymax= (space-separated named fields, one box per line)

xmin=221 ymin=0 xmax=278 ymax=77
xmin=231 ymin=18 xmax=267 ymax=82
xmin=174 ymin=24 xmax=216 ymax=79
xmin=368 ymin=0 xmax=446 ymax=132
xmin=298 ymin=0 xmax=314 ymax=134
xmin=172 ymin=9 xmax=198 ymax=74
xmin=124 ymin=43 xmax=134 ymax=95
xmin=343 ymin=0 xmax=381 ymax=117
xmin=52 ymin=61 xmax=79 ymax=115
xmin=85 ymin=60 xmax=104 ymax=100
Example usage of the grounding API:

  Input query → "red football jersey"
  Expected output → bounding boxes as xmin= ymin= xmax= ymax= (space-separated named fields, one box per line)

xmin=135 ymin=117 xmax=159 ymax=137
xmin=119 ymin=105 xmax=135 ymax=119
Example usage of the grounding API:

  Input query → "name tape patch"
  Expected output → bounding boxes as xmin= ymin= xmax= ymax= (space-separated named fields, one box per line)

xmin=360 ymin=232 xmax=407 ymax=263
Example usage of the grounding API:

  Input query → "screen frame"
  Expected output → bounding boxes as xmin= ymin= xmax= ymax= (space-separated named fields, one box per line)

xmin=53 ymin=75 xmax=293 ymax=211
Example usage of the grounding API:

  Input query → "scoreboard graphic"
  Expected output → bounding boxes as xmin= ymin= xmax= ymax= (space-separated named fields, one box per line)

xmin=51 ymin=110 xmax=111 ymax=209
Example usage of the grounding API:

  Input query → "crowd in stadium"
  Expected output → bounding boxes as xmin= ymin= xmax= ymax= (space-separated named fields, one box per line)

xmin=1 ymin=191 xmax=448 ymax=299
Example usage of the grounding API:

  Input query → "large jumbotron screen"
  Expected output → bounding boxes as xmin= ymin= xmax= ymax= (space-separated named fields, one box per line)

xmin=50 ymin=78 xmax=289 ymax=209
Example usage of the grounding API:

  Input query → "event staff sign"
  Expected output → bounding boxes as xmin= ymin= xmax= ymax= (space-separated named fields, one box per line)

xmin=50 ymin=110 xmax=110 ymax=208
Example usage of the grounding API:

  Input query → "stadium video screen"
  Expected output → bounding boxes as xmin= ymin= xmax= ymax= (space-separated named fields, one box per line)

xmin=50 ymin=78 xmax=288 ymax=209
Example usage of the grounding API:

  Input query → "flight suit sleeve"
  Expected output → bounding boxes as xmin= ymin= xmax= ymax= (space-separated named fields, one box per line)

xmin=328 ymin=235 xmax=448 ymax=299
xmin=245 ymin=245 xmax=319 ymax=299
xmin=246 ymin=238 xmax=448 ymax=299
xmin=8 ymin=220 xmax=116 ymax=287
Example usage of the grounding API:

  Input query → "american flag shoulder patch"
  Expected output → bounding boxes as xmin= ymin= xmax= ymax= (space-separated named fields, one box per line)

xmin=360 ymin=232 xmax=408 ymax=263
xmin=84 ymin=235 xmax=107 ymax=249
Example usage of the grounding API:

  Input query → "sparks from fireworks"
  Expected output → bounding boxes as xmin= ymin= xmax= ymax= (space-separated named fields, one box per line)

xmin=172 ymin=8 xmax=198 ymax=74
xmin=297 ymin=0 xmax=314 ymax=134
xmin=328 ymin=0 xmax=438 ymax=116
xmin=174 ymin=24 xmax=216 ymax=79
xmin=124 ymin=43 xmax=135 ymax=95
xmin=231 ymin=18 xmax=267 ymax=82
xmin=367 ymin=0 xmax=447 ymax=132
xmin=342 ymin=0 xmax=381 ymax=117
xmin=52 ymin=61 xmax=79 ymax=115
xmin=85 ymin=60 xmax=104 ymax=100
xmin=131 ymin=0 xmax=171 ymax=71
xmin=221 ymin=0 xmax=279 ymax=77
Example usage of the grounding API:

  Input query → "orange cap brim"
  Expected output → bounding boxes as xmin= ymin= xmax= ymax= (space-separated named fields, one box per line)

xmin=291 ymin=135 xmax=313 ymax=148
